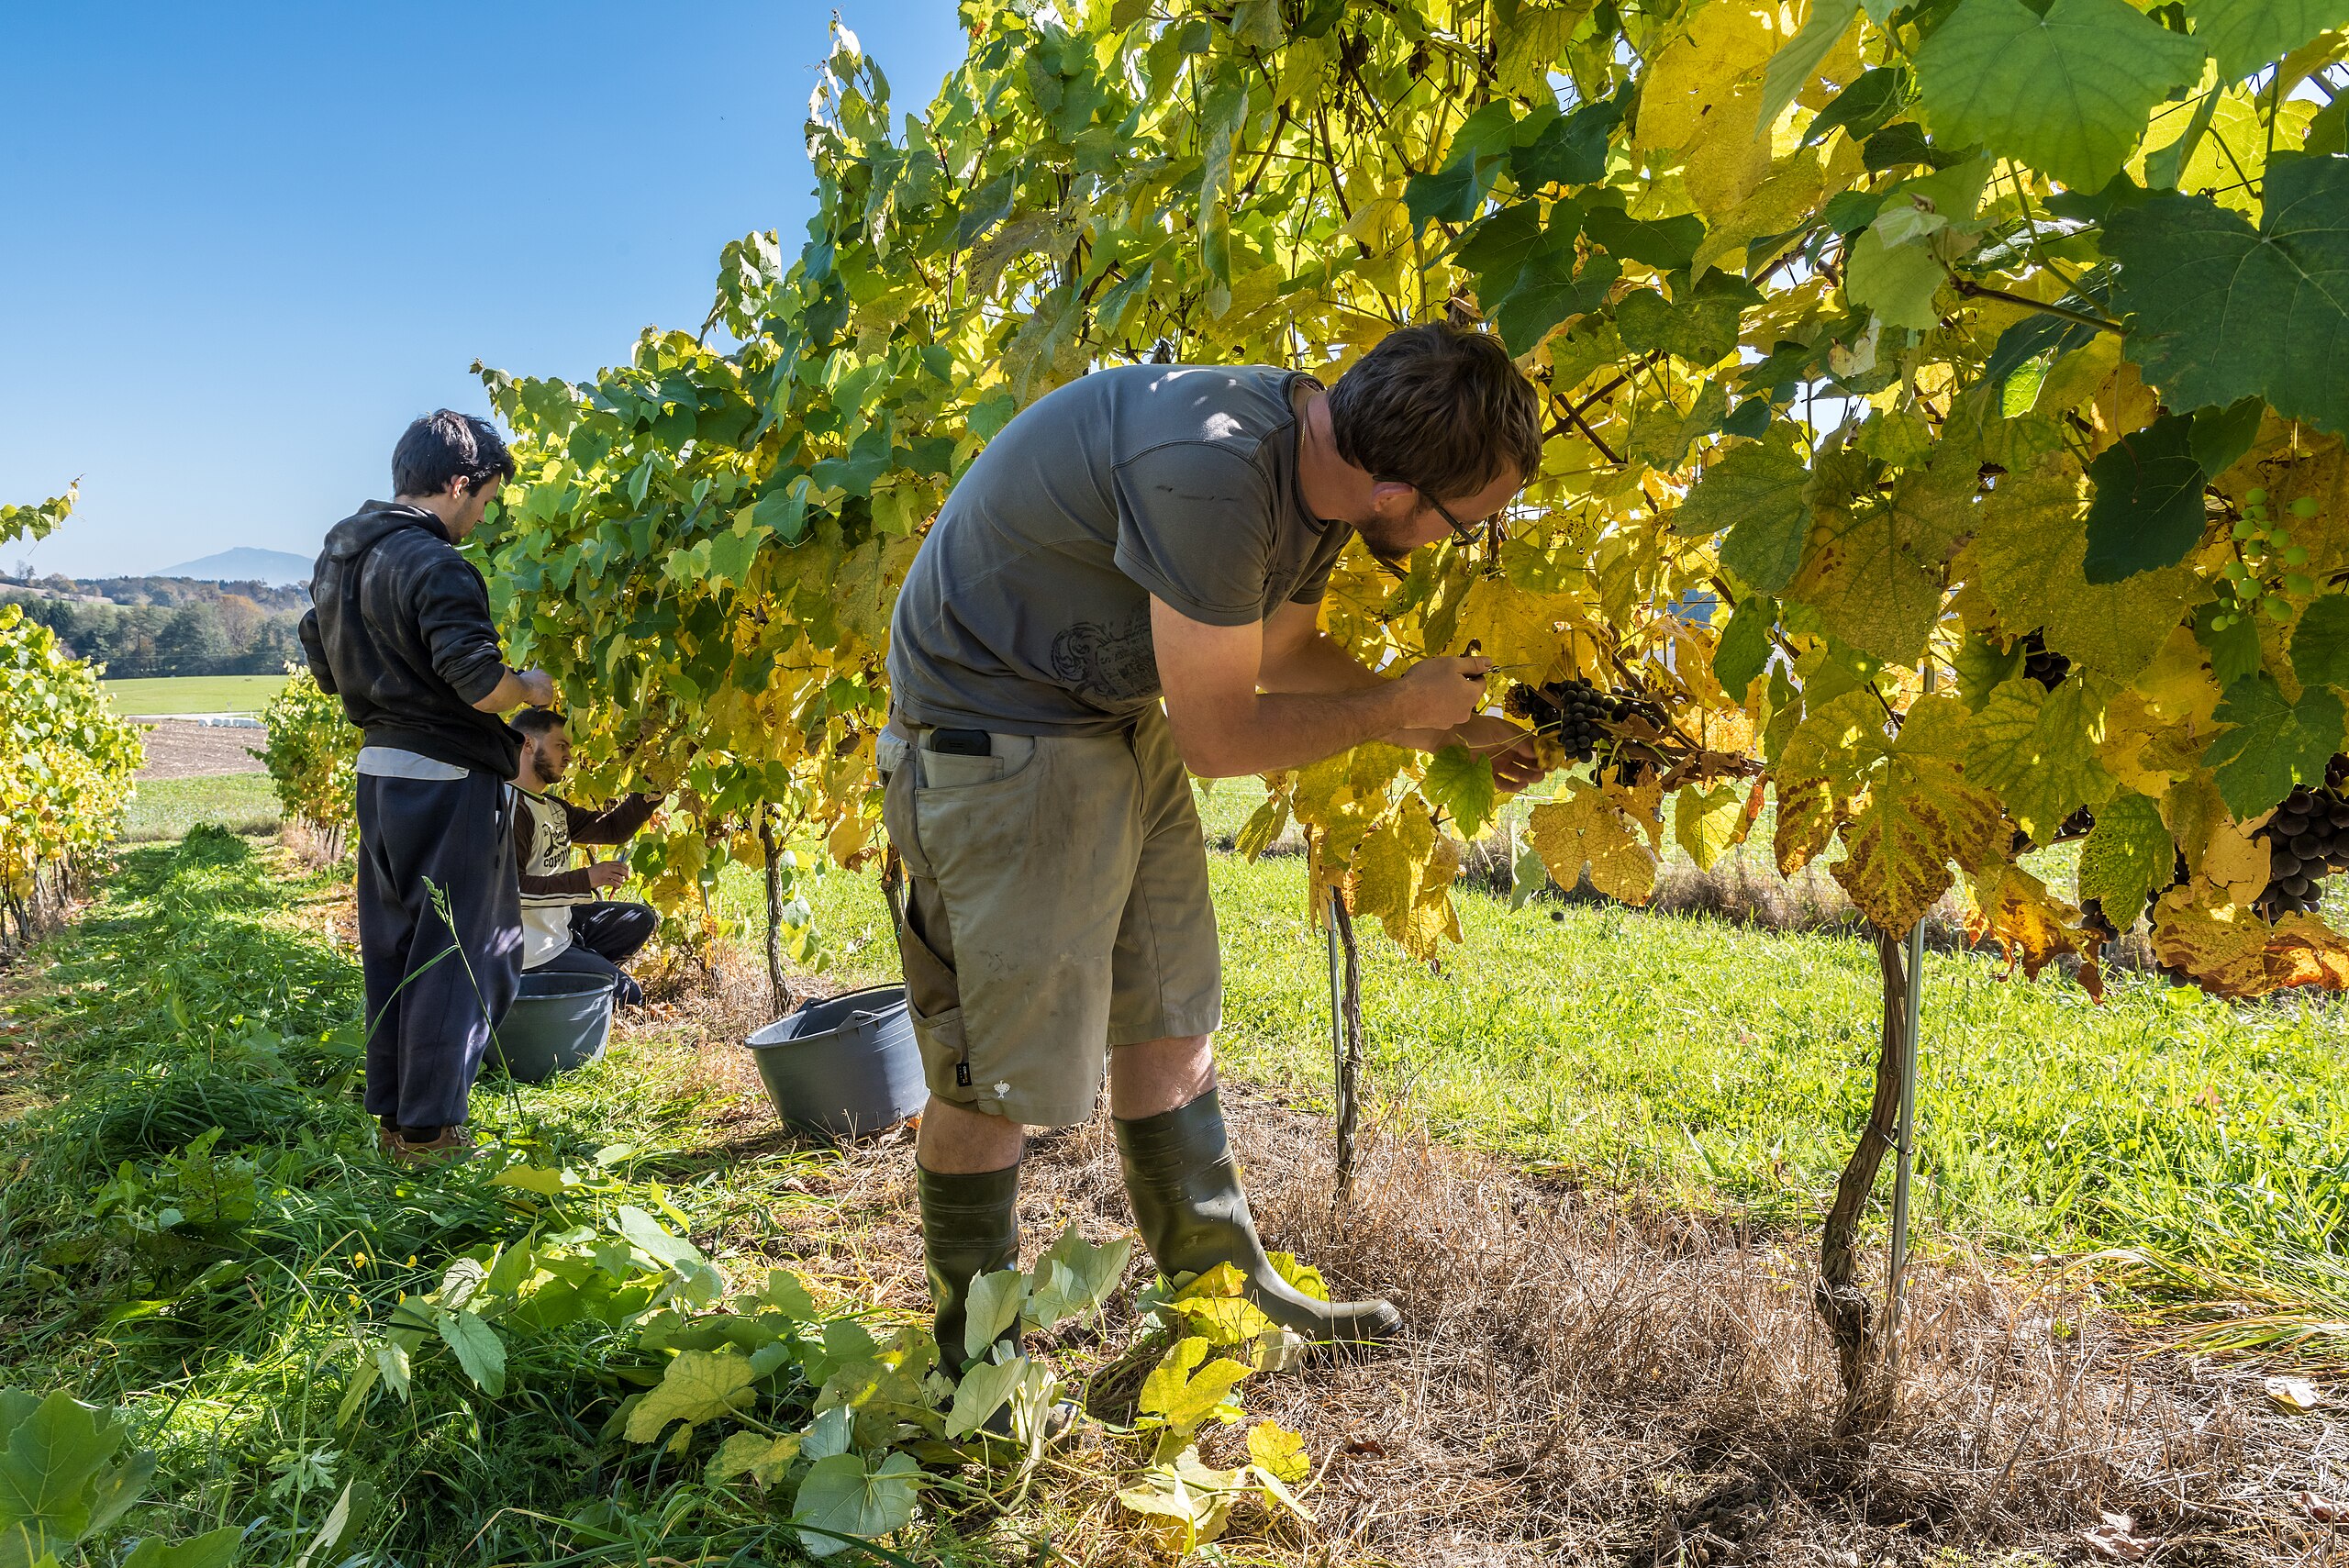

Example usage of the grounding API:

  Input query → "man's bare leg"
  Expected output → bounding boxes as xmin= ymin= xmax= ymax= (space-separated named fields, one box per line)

xmin=917 ymin=1095 xmax=1026 ymax=1173
xmin=1108 ymin=1032 xmax=1216 ymax=1118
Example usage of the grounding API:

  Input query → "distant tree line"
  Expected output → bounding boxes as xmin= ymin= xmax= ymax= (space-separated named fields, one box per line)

xmin=0 ymin=571 xmax=308 ymax=612
xmin=0 ymin=583 xmax=307 ymax=678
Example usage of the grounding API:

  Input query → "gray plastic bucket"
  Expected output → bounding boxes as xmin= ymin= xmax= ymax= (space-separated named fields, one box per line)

xmin=744 ymin=984 xmax=925 ymax=1140
xmin=491 ymin=969 xmax=615 ymax=1084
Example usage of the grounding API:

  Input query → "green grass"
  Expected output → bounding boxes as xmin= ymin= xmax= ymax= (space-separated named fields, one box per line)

xmin=103 ymin=673 xmax=286 ymax=715
xmin=121 ymin=773 xmax=281 ymax=841
xmin=718 ymin=798 xmax=2349 ymax=1352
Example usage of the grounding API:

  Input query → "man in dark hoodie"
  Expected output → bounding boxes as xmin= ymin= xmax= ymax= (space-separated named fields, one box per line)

xmin=300 ymin=410 xmax=554 ymax=1164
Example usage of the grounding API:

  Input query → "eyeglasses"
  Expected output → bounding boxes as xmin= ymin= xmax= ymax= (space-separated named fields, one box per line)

xmin=1420 ymin=490 xmax=1485 ymax=550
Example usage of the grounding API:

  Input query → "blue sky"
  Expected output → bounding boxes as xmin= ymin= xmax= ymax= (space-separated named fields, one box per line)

xmin=0 ymin=2 xmax=965 ymax=579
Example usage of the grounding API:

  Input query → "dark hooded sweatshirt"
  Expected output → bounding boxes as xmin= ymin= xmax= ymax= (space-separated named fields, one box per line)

xmin=298 ymin=501 xmax=521 ymax=779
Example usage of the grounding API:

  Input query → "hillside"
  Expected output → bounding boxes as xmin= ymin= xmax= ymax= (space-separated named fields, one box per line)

xmin=157 ymin=546 xmax=312 ymax=584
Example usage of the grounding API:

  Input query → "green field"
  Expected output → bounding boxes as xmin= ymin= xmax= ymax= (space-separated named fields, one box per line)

xmin=712 ymin=796 xmax=2349 ymax=1352
xmin=103 ymin=673 xmax=285 ymax=714
xmin=120 ymin=773 xmax=281 ymax=841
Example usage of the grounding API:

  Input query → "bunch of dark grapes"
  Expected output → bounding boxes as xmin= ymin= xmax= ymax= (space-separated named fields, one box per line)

xmin=1507 ymin=677 xmax=1631 ymax=763
xmin=2080 ymin=898 xmax=2119 ymax=943
xmin=2017 ymin=630 xmax=2070 ymax=690
xmin=2254 ymin=782 xmax=2349 ymax=920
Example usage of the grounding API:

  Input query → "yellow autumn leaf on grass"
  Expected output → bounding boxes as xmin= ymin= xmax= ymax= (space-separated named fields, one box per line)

xmin=1246 ymin=1418 xmax=1312 ymax=1484
xmin=1528 ymin=784 xmax=1660 ymax=904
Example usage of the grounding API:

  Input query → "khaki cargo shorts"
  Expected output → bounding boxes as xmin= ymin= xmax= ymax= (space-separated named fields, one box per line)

xmin=876 ymin=706 xmax=1222 ymax=1129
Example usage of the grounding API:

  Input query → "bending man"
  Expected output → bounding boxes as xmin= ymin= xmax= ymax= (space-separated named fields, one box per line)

xmin=882 ymin=324 xmax=1546 ymax=1359
xmin=509 ymin=707 xmax=661 ymax=1006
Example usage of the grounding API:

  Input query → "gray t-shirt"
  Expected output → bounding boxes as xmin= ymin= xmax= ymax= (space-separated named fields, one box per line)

xmin=888 ymin=363 xmax=1348 ymax=734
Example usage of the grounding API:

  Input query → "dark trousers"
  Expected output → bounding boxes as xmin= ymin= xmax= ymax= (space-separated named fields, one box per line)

xmin=530 ymin=902 xmax=656 ymax=1006
xmin=356 ymin=773 xmax=521 ymax=1129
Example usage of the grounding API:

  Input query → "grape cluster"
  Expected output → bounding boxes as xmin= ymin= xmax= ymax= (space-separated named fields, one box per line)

xmin=2017 ymin=630 xmax=2070 ymax=691
xmin=2215 ymin=488 xmax=2321 ymax=631
xmin=2254 ymin=781 xmax=2349 ymax=919
xmin=1507 ymin=677 xmax=1632 ymax=763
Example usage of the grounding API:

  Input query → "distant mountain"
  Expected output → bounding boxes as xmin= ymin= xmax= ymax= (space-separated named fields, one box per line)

xmin=156 ymin=548 xmax=315 ymax=586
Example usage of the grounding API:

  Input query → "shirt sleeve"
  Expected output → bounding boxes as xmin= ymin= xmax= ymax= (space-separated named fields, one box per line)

xmin=1286 ymin=525 xmax=1349 ymax=606
xmin=297 ymin=607 xmax=337 ymax=694
xmin=560 ymin=793 xmax=659 ymax=846
xmin=413 ymin=555 xmax=508 ymax=705
xmin=1110 ymin=443 xmax=1280 ymax=627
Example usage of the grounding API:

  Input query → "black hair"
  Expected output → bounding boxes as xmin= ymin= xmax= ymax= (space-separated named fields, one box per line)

xmin=512 ymin=707 xmax=567 ymax=740
xmin=392 ymin=410 xmax=517 ymax=498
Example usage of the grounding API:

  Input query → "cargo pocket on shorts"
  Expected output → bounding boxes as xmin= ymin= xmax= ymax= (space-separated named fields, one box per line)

xmin=888 ymin=876 xmax=974 ymax=1093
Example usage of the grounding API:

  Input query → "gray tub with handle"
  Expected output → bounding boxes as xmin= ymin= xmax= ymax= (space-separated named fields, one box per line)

xmin=490 ymin=969 xmax=615 ymax=1084
xmin=744 ymin=984 xmax=925 ymax=1140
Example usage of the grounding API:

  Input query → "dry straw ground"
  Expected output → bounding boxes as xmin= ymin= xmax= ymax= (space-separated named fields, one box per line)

xmin=632 ymin=967 xmax=2340 ymax=1568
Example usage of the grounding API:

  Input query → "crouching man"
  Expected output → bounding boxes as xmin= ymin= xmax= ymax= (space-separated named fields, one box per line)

xmin=882 ymin=324 xmax=1546 ymax=1362
xmin=509 ymin=708 xmax=662 ymax=1006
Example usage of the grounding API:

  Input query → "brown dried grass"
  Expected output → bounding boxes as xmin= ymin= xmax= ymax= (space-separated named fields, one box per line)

xmin=646 ymin=984 xmax=2327 ymax=1566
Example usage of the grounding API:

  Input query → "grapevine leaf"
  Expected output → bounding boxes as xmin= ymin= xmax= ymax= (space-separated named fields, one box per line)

xmin=2188 ymin=396 xmax=2266 ymax=478
xmin=1844 ymin=226 xmax=1944 ymax=330
xmin=435 ymin=1310 xmax=507 ymax=1397
xmin=1675 ymin=442 xmax=1809 ymax=540
xmin=1405 ymin=101 xmax=1519 ymax=226
xmin=1583 ymin=206 xmax=1705 ymax=272
xmin=1675 ymin=784 xmax=1747 ymax=871
xmin=1492 ymin=251 xmax=1620 ymax=357
xmin=2150 ymin=889 xmax=2277 ymax=995
xmin=2203 ymin=673 xmax=2346 ymax=817
xmin=1831 ymin=695 xmax=2009 ymax=939
xmin=2291 ymin=594 xmax=2349 ymax=690
xmin=1758 ymin=0 xmax=1862 ymax=136
xmin=2107 ymin=157 xmax=2349 ymax=439
xmin=624 ymin=1349 xmax=755 ymax=1443
xmin=1527 ymin=787 xmax=1659 ymax=904
xmin=1802 ymin=66 xmax=1910 ymax=150
xmin=2186 ymin=0 xmax=2349 ymax=84
xmin=1511 ymin=90 xmax=1626 ymax=188
xmin=2083 ymin=413 xmax=2208 ymax=583
xmin=1422 ymin=746 xmax=1498 ymax=838
xmin=1967 ymin=863 xmax=2093 ymax=982
xmin=1964 ymin=676 xmax=2115 ymax=844
xmin=1913 ymin=0 xmax=2205 ymax=194
xmin=2076 ymin=790 xmax=2174 ymax=929
xmin=1453 ymin=205 xmax=1545 ymax=300
xmin=798 ymin=1405 xmax=852 ymax=1462
xmin=792 ymin=1451 xmax=921 ymax=1559
xmin=1714 ymin=596 xmax=1777 ymax=695
xmin=2194 ymin=604 xmax=2266 ymax=689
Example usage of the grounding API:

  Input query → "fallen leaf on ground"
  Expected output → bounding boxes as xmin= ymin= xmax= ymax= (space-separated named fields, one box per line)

xmin=2081 ymin=1511 xmax=2154 ymax=1562
xmin=2266 ymin=1375 xmax=2324 ymax=1412
xmin=2296 ymin=1491 xmax=2346 ymax=1525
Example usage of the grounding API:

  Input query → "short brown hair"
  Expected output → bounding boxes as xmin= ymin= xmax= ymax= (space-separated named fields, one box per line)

xmin=513 ymin=707 xmax=566 ymax=740
xmin=1326 ymin=325 xmax=1543 ymax=502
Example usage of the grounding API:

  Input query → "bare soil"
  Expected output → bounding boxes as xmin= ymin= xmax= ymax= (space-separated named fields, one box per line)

xmin=626 ymin=971 xmax=2343 ymax=1567
xmin=133 ymin=721 xmax=267 ymax=780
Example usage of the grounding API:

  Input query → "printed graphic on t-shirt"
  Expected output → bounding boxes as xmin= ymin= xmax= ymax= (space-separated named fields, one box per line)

xmin=1050 ymin=616 xmax=1157 ymax=701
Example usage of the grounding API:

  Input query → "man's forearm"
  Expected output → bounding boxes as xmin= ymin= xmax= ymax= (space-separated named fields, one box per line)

xmin=1180 ymin=684 xmax=1423 ymax=777
xmin=1260 ymin=630 xmax=1460 ymax=756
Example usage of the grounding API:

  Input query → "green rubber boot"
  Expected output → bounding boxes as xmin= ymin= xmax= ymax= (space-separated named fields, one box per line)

xmin=1116 ymin=1087 xmax=1402 ymax=1345
xmin=918 ymin=1162 xmax=1020 ymax=1368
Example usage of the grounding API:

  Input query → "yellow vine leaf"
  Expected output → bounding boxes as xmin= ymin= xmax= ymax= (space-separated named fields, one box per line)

xmin=1528 ymin=785 xmax=1660 ymax=904
xmin=1675 ymin=782 xmax=1748 ymax=870
xmin=625 ymin=1349 xmax=757 ymax=1443
xmin=1963 ymin=675 xmax=2114 ymax=844
xmin=1966 ymin=862 xmax=2097 ymax=989
xmin=2150 ymin=891 xmax=2274 ymax=997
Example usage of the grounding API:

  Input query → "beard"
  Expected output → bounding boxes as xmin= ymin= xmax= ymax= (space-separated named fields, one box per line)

xmin=1353 ymin=510 xmax=1425 ymax=571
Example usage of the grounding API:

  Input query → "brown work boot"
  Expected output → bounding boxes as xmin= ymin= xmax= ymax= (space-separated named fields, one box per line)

xmin=386 ymin=1125 xmax=477 ymax=1166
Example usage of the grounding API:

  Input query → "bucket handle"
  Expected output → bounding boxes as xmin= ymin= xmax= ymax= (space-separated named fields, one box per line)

xmin=803 ymin=982 xmax=904 ymax=1028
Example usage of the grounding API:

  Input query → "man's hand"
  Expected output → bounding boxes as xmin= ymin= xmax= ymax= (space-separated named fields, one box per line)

xmin=1392 ymin=657 xmax=1495 ymax=733
xmin=585 ymin=860 xmax=629 ymax=891
xmin=1453 ymin=714 xmax=1548 ymax=792
xmin=473 ymin=666 xmax=558 ymax=713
